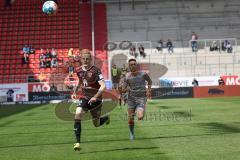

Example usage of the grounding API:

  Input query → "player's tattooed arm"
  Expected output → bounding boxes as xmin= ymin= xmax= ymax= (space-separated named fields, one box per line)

xmin=144 ymin=73 xmax=152 ymax=98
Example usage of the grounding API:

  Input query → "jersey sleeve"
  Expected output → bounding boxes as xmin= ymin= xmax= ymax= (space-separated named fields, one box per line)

xmin=96 ymin=68 xmax=104 ymax=82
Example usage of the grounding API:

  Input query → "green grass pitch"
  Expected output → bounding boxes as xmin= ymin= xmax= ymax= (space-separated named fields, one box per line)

xmin=0 ymin=97 xmax=240 ymax=160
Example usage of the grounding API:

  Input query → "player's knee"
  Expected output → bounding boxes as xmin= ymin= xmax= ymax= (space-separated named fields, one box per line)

xmin=75 ymin=107 xmax=84 ymax=119
xmin=137 ymin=108 xmax=144 ymax=120
xmin=138 ymin=116 xmax=144 ymax=121
xmin=137 ymin=112 xmax=144 ymax=120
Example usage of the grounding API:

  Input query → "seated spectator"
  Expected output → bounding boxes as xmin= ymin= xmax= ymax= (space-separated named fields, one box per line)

xmin=222 ymin=40 xmax=228 ymax=52
xmin=39 ymin=52 xmax=45 ymax=61
xmin=23 ymin=45 xmax=29 ymax=54
xmin=40 ymin=48 xmax=44 ymax=55
xmin=218 ymin=77 xmax=225 ymax=86
xmin=51 ymin=58 xmax=58 ymax=68
xmin=166 ymin=39 xmax=174 ymax=54
xmin=138 ymin=44 xmax=146 ymax=58
xmin=68 ymin=48 xmax=74 ymax=58
xmin=22 ymin=53 xmax=29 ymax=64
xmin=39 ymin=59 xmax=46 ymax=68
xmin=129 ymin=46 xmax=137 ymax=58
xmin=210 ymin=41 xmax=220 ymax=52
xmin=29 ymin=46 xmax=35 ymax=54
xmin=45 ymin=48 xmax=51 ymax=58
xmin=192 ymin=78 xmax=199 ymax=86
xmin=156 ymin=40 xmax=163 ymax=52
xmin=45 ymin=57 xmax=51 ymax=68
xmin=226 ymin=41 xmax=233 ymax=53
xmin=51 ymin=48 xmax=57 ymax=58
xmin=68 ymin=63 xmax=74 ymax=75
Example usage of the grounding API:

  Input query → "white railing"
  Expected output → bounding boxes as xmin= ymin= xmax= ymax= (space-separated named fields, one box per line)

xmin=189 ymin=38 xmax=237 ymax=54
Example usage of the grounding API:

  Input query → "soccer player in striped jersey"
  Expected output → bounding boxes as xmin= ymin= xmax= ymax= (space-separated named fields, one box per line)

xmin=73 ymin=49 xmax=110 ymax=151
xmin=121 ymin=58 xmax=152 ymax=140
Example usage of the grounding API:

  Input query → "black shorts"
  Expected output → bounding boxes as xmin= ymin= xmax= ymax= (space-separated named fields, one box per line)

xmin=77 ymin=98 xmax=102 ymax=118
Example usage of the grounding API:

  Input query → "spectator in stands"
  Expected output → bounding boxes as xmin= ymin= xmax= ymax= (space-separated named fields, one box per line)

xmin=111 ymin=64 xmax=119 ymax=89
xmin=23 ymin=45 xmax=29 ymax=54
xmin=222 ymin=40 xmax=228 ymax=52
xmin=129 ymin=46 xmax=137 ymax=58
xmin=39 ymin=50 xmax=46 ymax=68
xmin=68 ymin=63 xmax=74 ymax=75
xmin=218 ymin=77 xmax=225 ymax=86
xmin=45 ymin=57 xmax=51 ymax=68
xmin=22 ymin=53 xmax=29 ymax=64
xmin=39 ymin=58 xmax=46 ymax=68
xmin=166 ymin=39 xmax=174 ymax=54
xmin=45 ymin=48 xmax=51 ymax=58
xmin=51 ymin=48 xmax=57 ymax=58
xmin=40 ymin=48 xmax=44 ymax=55
xmin=51 ymin=57 xmax=58 ymax=68
xmin=191 ymin=32 xmax=198 ymax=53
xmin=40 ymin=50 xmax=45 ymax=60
xmin=226 ymin=41 xmax=233 ymax=53
xmin=138 ymin=44 xmax=146 ymax=58
xmin=192 ymin=78 xmax=199 ymax=86
xmin=156 ymin=40 xmax=163 ymax=53
xmin=29 ymin=46 xmax=35 ymax=54
xmin=210 ymin=40 xmax=220 ymax=52
xmin=68 ymin=48 xmax=74 ymax=58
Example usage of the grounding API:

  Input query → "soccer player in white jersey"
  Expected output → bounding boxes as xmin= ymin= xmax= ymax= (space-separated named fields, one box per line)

xmin=121 ymin=58 xmax=152 ymax=140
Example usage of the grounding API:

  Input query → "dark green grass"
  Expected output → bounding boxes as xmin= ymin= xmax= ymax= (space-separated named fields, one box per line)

xmin=0 ymin=97 xmax=240 ymax=160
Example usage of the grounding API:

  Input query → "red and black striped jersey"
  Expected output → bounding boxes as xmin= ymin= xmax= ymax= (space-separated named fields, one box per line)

xmin=76 ymin=65 xmax=104 ymax=98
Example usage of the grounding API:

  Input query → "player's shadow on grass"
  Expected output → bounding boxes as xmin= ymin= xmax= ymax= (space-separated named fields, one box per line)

xmin=156 ymin=105 xmax=171 ymax=109
xmin=0 ymin=104 xmax=43 ymax=120
xmin=1 ymin=129 xmax=239 ymax=150
xmin=79 ymin=146 xmax=162 ymax=154
xmin=196 ymin=122 xmax=240 ymax=134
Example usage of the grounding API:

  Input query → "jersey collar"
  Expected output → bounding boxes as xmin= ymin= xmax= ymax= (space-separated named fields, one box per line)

xmin=82 ymin=65 xmax=93 ymax=71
